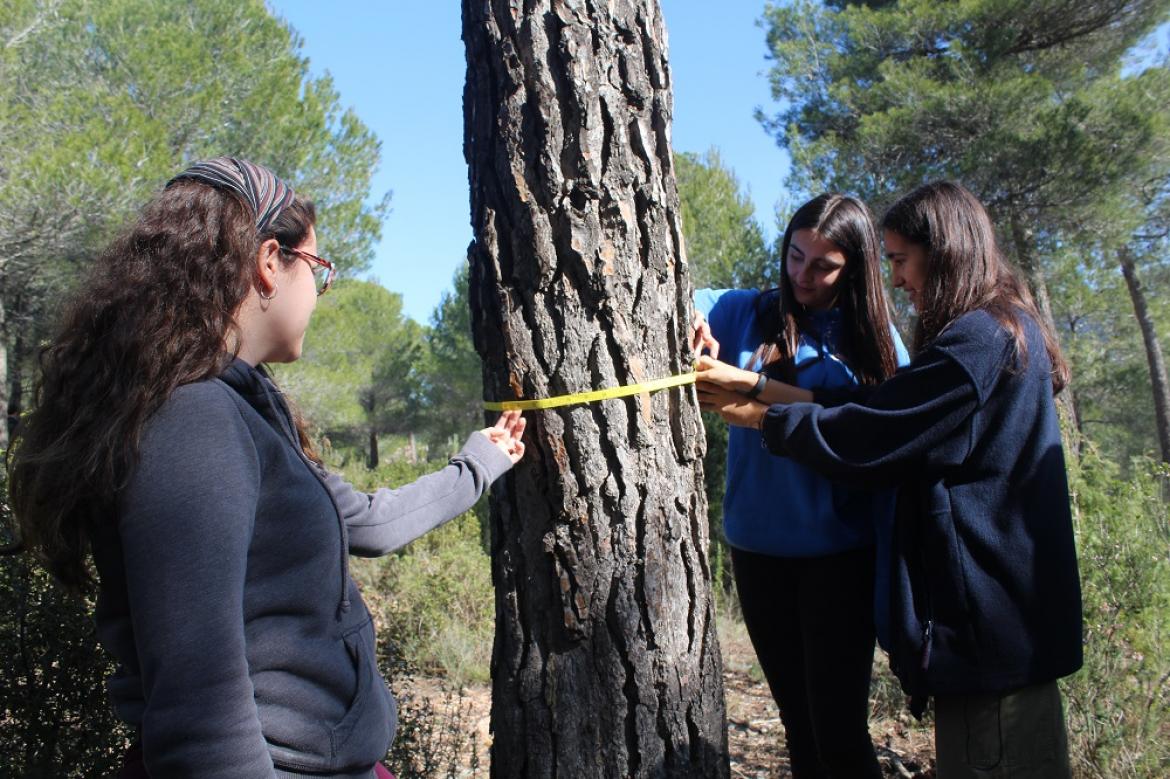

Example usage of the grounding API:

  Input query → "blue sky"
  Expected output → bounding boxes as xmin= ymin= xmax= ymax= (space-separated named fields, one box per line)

xmin=267 ymin=1 xmax=790 ymax=323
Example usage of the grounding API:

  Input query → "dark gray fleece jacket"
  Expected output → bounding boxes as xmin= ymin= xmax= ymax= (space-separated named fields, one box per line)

xmin=90 ymin=358 xmax=512 ymax=777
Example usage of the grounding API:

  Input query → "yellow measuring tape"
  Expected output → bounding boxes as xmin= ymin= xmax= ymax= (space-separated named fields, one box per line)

xmin=484 ymin=371 xmax=697 ymax=411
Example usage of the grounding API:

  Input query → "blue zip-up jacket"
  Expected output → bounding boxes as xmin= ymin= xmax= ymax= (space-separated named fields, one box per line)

xmin=695 ymin=287 xmax=909 ymax=558
xmin=91 ymin=358 xmax=513 ymax=777
xmin=760 ymin=309 xmax=1083 ymax=706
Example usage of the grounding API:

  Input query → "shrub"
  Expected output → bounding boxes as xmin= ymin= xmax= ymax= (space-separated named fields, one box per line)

xmin=339 ymin=457 xmax=496 ymax=686
xmin=0 ymin=549 xmax=132 ymax=777
xmin=386 ymin=688 xmax=482 ymax=779
xmin=1063 ymin=446 xmax=1170 ymax=778
xmin=352 ymin=515 xmax=494 ymax=686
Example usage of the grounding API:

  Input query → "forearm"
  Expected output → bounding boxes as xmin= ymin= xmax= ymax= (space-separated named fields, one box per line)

xmin=694 ymin=352 xmax=812 ymax=404
xmin=757 ymin=376 xmax=812 ymax=404
xmin=760 ymin=354 xmax=980 ymax=487
xmin=339 ymin=431 xmax=513 ymax=556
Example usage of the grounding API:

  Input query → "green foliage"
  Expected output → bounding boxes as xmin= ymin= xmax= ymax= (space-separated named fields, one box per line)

xmin=0 ymin=478 xmax=131 ymax=776
xmin=0 ymin=0 xmax=391 ymax=443
xmin=355 ymin=513 xmax=494 ymax=686
xmin=341 ymin=459 xmax=495 ymax=686
xmin=759 ymin=0 xmax=1170 ymax=469
xmin=418 ymin=265 xmax=488 ymax=456
xmin=343 ymin=460 xmax=491 ymax=773
xmin=1049 ymin=244 xmax=1167 ymax=464
xmin=760 ymin=0 xmax=1170 ymax=218
xmin=702 ymin=411 xmax=735 ymax=599
xmin=273 ymin=279 xmax=425 ymax=467
xmin=675 ymin=149 xmax=776 ymax=290
xmin=1063 ymin=446 xmax=1170 ymax=777
xmin=0 ymin=0 xmax=389 ymax=274
xmin=756 ymin=0 xmax=1170 ymax=389
xmin=278 ymin=266 xmax=490 ymax=470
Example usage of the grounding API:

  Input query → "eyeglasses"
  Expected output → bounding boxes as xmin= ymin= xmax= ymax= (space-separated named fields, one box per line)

xmin=280 ymin=246 xmax=335 ymax=296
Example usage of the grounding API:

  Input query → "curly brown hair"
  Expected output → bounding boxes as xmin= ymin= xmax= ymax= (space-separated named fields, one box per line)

xmin=8 ymin=179 xmax=317 ymax=592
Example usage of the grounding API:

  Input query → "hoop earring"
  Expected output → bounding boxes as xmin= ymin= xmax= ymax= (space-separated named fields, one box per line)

xmin=259 ymin=284 xmax=278 ymax=301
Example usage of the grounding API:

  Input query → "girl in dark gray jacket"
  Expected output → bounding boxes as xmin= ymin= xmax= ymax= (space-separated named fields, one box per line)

xmin=9 ymin=158 xmax=526 ymax=777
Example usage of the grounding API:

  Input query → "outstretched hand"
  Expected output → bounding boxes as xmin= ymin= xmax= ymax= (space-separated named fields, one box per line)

xmin=696 ymin=381 xmax=768 ymax=430
xmin=694 ymin=354 xmax=757 ymax=393
xmin=482 ymin=409 xmax=527 ymax=465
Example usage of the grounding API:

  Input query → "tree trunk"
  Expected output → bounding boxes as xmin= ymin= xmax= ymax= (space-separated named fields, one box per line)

xmin=1009 ymin=214 xmax=1081 ymax=450
xmin=1119 ymin=246 xmax=1170 ymax=464
xmin=7 ymin=328 xmax=24 ymax=443
xmin=462 ymin=2 xmax=727 ymax=777
xmin=367 ymin=427 xmax=379 ymax=470
xmin=0 ymin=298 xmax=8 ymax=451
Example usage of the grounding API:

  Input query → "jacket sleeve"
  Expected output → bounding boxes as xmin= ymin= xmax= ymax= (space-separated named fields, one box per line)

xmin=116 ymin=384 xmax=274 ymax=777
xmin=811 ymin=383 xmax=875 ymax=408
xmin=327 ymin=431 xmax=514 ymax=557
xmin=761 ymin=347 xmax=980 ymax=488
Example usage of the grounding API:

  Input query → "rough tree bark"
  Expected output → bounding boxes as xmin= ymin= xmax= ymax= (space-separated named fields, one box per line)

xmin=461 ymin=1 xmax=728 ymax=776
xmin=1118 ymin=246 xmax=1170 ymax=464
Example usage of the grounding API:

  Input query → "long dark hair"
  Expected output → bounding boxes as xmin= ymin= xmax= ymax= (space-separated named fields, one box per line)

xmin=880 ymin=181 xmax=1069 ymax=394
xmin=756 ymin=193 xmax=899 ymax=385
xmin=8 ymin=179 xmax=317 ymax=592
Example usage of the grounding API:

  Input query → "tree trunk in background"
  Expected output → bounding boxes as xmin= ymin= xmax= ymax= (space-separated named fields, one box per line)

xmin=367 ymin=427 xmax=378 ymax=470
xmin=1119 ymin=247 xmax=1170 ymax=464
xmin=1009 ymin=214 xmax=1082 ymax=450
xmin=7 ymin=327 xmax=27 ymax=444
xmin=0 ymin=299 xmax=9 ymax=451
xmin=462 ymin=1 xmax=727 ymax=776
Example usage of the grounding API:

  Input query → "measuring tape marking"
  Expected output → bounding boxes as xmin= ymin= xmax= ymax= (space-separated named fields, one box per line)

xmin=484 ymin=371 xmax=697 ymax=411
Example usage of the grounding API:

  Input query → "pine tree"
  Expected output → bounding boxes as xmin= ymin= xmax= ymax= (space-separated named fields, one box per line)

xmin=760 ymin=0 xmax=1170 ymax=438
xmin=462 ymin=0 xmax=728 ymax=775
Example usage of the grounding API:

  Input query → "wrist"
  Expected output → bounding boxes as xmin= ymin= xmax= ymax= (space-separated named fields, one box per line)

xmin=744 ymin=371 xmax=767 ymax=399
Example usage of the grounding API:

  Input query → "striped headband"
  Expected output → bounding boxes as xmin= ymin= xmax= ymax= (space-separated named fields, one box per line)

xmin=167 ymin=157 xmax=296 ymax=234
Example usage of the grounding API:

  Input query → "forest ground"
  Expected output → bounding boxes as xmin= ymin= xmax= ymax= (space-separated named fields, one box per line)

xmin=394 ymin=613 xmax=938 ymax=777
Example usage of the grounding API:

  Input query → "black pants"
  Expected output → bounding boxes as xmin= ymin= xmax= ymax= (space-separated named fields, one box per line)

xmin=732 ymin=546 xmax=882 ymax=779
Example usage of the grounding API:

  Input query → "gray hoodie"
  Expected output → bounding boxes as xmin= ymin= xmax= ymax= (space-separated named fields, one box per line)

xmin=91 ymin=358 xmax=512 ymax=777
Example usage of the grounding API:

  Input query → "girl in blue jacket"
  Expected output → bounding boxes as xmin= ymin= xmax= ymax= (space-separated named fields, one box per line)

xmin=697 ymin=181 xmax=1081 ymax=778
xmin=692 ymin=193 xmax=908 ymax=778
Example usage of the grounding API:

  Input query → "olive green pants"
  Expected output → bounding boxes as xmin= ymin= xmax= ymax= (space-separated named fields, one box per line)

xmin=934 ymin=680 xmax=1071 ymax=778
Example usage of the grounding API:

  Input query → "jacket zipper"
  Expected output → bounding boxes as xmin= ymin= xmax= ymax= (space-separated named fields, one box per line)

xmin=265 ymin=380 xmax=351 ymax=615
xmin=920 ymin=619 xmax=934 ymax=670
